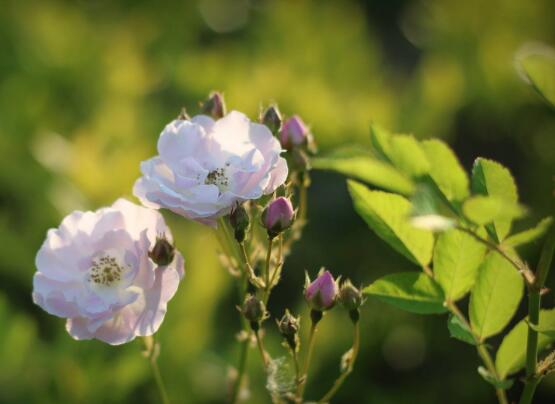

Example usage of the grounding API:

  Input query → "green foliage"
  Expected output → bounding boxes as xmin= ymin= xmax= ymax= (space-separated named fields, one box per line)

xmin=469 ymin=252 xmax=524 ymax=341
xmin=504 ymin=217 xmax=553 ymax=247
xmin=496 ymin=309 xmax=555 ymax=379
xmin=434 ymin=229 xmax=487 ymax=301
xmin=364 ymin=272 xmax=446 ymax=314
xmin=420 ymin=139 xmax=469 ymax=202
xmin=516 ymin=44 xmax=555 ymax=108
xmin=471 ymin=158 xmax=519 ymax=241
xmin=477 ymin=367 xmax=514 ymax=389
xmin=312 ymin=155 xmax=414 ymax=195
xmin=462 ymin=195 xmax=526 ymax=226
xmin=447 ymin=314 xmax=476 ymax=345
xmin=348 ymin=180 xmax=434 ymax=266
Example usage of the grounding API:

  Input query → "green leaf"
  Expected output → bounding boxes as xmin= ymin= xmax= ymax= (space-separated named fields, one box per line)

xmin=463 ymin=195 xmax=526 ymax=226
xmin=369 ymin=125 xmax=430 ymax=178
xmin=477 ymin=367 xmax=514 ymax=389
xmin=447 ymin=314 xmax=477 ymax=345
xmin=421 ymin=139 xmax=469 ymax=202
xmin=388 ymin=135 xmax=430 ymax=178
xmin=364 ymin=272 xmax=446 ymax=314
xmin=312 ymin=156 xmax=414 ymax=195
xmin=504 ymin=217 xmax=553 ymax=247
xmin=348 ymin=180 xmax=434 ymax=266
xmin=469 ymin=251 xmax=524 ymax=341
xmin=496 ymin=309 xmax=555 ymax=379
xmin=471 ymin=158 xmax=519 ymax=241
xmin=516 ymin=43 xmax=555 ymax=108
xmin=434 ymin=229 xmax=487 ymax=301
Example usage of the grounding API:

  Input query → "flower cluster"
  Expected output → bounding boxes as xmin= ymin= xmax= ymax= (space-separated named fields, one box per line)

xmin=32 ymin=92 xmax=362 ymax=403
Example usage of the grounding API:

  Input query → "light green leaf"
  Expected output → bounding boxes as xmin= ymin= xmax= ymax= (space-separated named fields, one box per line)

xmin=370 ymin=124 xmax=430 ymax=178
xmin=516 ymin=43 xmax=555 ymax=108
xmin=469 ymin=251 xmax=524 ymax=341
xmin=471 ymin=158 xmax=519 ymax=241
xmin=463 ymin=196 xmax=526 ymax=226
xmin=421 ymin=139 xmax=469 ymax=202
xmin=312 ymin=156 xmax=414 ymax=195
xmin=504 ymin=217 xmax=553 ymax=247
xmin=496 ymin=309 xmax=555 ymax=379
xmin=387 ymin=135 xmax=430 ymax=178
xmin=348 ymin=180 xmax=434 ymax=266
xmin=369 ymin=124 xmax=392 ymax=161
xmin=434 ymin=229 xmax=487 ymax=301
xmin=477 ymin=367 xmax=513 ymax=389
xmin=447 ymin=314 xmax=477 ymax=345
xmin=364 ymin=272 xmax=446 ymax=314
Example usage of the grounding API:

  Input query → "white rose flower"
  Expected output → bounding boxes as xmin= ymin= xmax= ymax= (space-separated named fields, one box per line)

xmin=133 ymin=111 xmax=288 ymax=225
xmin=32 ymin=198 xmax=184 ymax=345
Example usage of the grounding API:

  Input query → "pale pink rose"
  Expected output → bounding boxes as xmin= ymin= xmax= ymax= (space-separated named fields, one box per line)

xmin=133 ymin=111 xmax=288 ymax=226
xmin=32 ymin=199 xmax=184 ymax=345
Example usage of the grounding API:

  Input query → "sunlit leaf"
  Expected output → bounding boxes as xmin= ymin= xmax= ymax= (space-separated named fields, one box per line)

xmin=504 ymin=217 xmax=553 ymax=247
xmin=421 ymin=139 xmax=469 ymax=202
xmin=364 ymin=272 xmax=446 ymax=314
xmin=471 ymin=158 xmax=519 ymax=241
xmin=348 ymin=180 xmax=434 ymax=266
xmin=370 ymin=124 xmax=430 ymax=178
xmin=469 ymin=251 xmax=524 ymax=341
xmin=516 ymin=43 xmax=555 ymax=108
xmin=434 ymin=229 xmax=487 ymax=301
xmin=462 ymin=195 xmax=526 ymax=226
xmin=312 ymin=155 xmax=414 ymax=195
xmin=496 ymin=309 xmax=555 ymax=378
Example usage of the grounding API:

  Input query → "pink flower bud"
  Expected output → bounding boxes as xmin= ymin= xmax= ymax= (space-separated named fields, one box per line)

xmin=261 ymin=197 xmax=294 ymax=239
xmin=280 ymin=115 xmax=309 ymax=149
xmin=304 ymin=270 xmax=338 ymax=311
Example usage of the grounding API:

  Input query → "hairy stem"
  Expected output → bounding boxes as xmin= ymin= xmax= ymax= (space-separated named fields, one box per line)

xmin=143 ymin=337 xmax=170 ymax=404
xmin=318 ymin=320 xmax=360 ymax=403
xmin=297 ymin=311 xmax=321 ymax=399
xmin=255 ymin=329 xmax=269 ymax=368
xmin=262 ymin=238 xmax=273 ymax=304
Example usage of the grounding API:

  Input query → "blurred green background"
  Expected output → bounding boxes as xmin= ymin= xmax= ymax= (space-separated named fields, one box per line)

xmin=1 ymin=0 xmax=554 ymax=402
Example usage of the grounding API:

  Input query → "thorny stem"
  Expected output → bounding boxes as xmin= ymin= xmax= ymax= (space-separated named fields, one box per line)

xmin=519 ymin=227 xmax=555 ymax=404
xmin=318 ymin=320 xmax=360 ymax=403
xmin=446 ymin=302 xmax=508 ymax=404
xmin=143 ymin=337 xmax=170 ymax=404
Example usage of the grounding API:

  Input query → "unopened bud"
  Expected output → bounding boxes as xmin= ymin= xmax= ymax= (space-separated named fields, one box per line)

xmin=261 ymin=197 xmax=295 ymax=239
xmin=201 ymin=91 xmax=226 ymax=119
xmin=241 ymin=294 xmax=265 ymax=330
xmin=339 ymin=279 xmax=363 ymax=312
xmin=280 ymin=115 xmax=310 ymax=150
xmin=304 ymin=270 xmax=338 ymax=311
xmin=148 ymin=235 xmax=175 ymax=266
xmin=277 ymin=310 xmax=300 ymax=350
xmin=229 ymin=203 xmax=250 ymax=243
xmin=261 ymin=105 xmax=282 ymax=135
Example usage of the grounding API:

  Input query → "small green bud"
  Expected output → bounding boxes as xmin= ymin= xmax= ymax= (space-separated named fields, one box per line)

xmin=229 ymin=203 xmax=250 ymax=243
xmin=277 ymin=309 xmax=300 ymax=350
xmin=261 ymin=105 xmax=282 ymax=135
xmin=148 ymin=235 xmax=175 ymax=266
xmin=241 ymin=295 xmax=265 ymax=330
xmin=339 ymin=279 xmax=363 ymax=312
